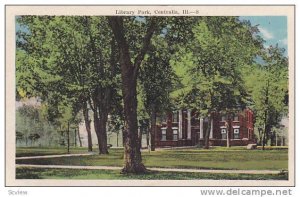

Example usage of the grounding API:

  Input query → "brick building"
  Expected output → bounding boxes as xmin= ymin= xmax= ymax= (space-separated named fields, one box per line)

xmin=155 ymin=109 xmax=255 ymax=147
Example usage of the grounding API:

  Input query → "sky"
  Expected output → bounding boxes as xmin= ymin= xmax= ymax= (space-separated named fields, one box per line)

xmin=239 ymin=16 xmax=288 ymax=53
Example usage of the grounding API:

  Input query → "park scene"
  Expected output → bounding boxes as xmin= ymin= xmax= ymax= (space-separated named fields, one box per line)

xmin=15 ymin=15 xmax=289 ymax=181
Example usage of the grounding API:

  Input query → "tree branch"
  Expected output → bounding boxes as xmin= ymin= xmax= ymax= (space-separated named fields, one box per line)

xmin=133 ymin=18 xmax=158 ymax=78
xmin=108 ymin=16 xmax=158 ymax=80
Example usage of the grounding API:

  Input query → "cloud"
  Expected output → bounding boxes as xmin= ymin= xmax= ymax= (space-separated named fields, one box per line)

xmin=258 ymin=27 xmax=274 ymax=39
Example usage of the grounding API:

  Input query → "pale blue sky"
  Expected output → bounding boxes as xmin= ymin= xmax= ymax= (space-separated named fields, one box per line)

xmin=239 ymin=16 xmax=288 ymax=52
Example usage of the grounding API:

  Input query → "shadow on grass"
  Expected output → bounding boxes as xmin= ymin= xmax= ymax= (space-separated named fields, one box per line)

xmin=16 ymin=167 xmax=289 ymax=180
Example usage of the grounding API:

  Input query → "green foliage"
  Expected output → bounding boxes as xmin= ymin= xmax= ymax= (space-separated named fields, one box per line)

xmin=170 ymin=18 xmax=262 ymax=116
xmin=16 ymin=16 xmax=121 ymax=150
xmin=16 ymin=104 xmax=60 ymax=147
xmin=243 ymin=45 xmax=288 ymax=145
xmin=139 ymin=36 xmax=175 ymax=115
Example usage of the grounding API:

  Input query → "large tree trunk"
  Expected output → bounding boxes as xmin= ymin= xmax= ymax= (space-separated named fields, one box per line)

xmin=108 ymin=16 xmax=157 ymax=174
xmin=83 ymin=101 xmax=93 ymax=152
xmin=99 ymin=113 xmax=109 ymax=154
xmin=93 ymin=109 xmax=109 ymax=154
xmin=204 ymin=116 xmax=211 ymax=149
xmin=121 ymin=75 xmax=146 ymax=173
xmin=150 ymin=105 xmax=156 ymax=151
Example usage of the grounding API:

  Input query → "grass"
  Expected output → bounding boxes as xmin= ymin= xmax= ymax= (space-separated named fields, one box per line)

xmin=16 ymin=167 xmax=288 ymax=180
xmin=16 ymin=146 xmax=288 ymax=171
xmin=16 ymin=147 xmax=93 ymax=157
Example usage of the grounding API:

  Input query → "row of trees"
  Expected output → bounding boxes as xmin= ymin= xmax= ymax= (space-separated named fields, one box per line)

xmin=16 ymin=16 xmax=288 ymax=173
xmin=16 ymin=101 xmax=83 ymax=147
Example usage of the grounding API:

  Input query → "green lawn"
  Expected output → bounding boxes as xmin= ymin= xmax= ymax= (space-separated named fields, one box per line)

xmin=16 ymin=147 xmax=94 ymax=157
xmin=16 ymin=147 xmax=288 ymax=171
xmin=16 ymin=167 xmax=288 ymax=180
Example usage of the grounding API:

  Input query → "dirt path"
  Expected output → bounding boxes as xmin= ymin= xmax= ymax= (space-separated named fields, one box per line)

xmin=15 ymin=164 xmax=283 ymax=174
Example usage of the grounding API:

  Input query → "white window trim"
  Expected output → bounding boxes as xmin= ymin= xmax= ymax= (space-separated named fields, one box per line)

xmin=234 ymin=128 xmax=240 ymax=134
xmin=161 ymin=128 xmax=167 ymax=141
xmin=221 ymin=128 xmax=227 ymax=134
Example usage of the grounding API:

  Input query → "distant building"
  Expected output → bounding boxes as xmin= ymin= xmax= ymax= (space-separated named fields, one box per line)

xmin=155 ymin=109 xmax=255 ymax=147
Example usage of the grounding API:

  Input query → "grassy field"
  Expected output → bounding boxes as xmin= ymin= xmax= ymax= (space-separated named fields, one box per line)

xmin=16 ymin=146 xmax=288 ymax=171
xmin=16 ymin=167 xmax=288 ymax=180
xmin=16 ymin=147 xmax=94 ymax=157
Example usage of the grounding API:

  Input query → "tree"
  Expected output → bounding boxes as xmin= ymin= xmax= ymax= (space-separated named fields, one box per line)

xmin=170 ymin=17 xmax=262 ymax=149
xmin=243 ymin=45 xmax=288 ymax=149
xmin=16 ymin=131 xmax=24 ymax=144
xmin=16 ymin=16 xmax=121 ymax=154
xmin=108 ymin=16 xmax=212 ymax=172
xmin=108 ymin=16 xmax=159 ymax=173
xmin=139 ymin=36 xmax=175 ymax=151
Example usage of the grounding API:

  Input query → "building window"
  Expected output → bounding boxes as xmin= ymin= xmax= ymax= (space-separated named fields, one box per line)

xmin=161 ymin=128 xmax=167 ymax=141
xmin=172 ymin=111 xmax=178 ymax=122
xmin=173 ymin=129 xmax=178 ymax=141
xmin=234 ymin=115 xmax=239 ymax=121
xmin=234 ymin=128 xmax=240 ymax=139
xmin=221 ymin=128 xmax=227 ymax=139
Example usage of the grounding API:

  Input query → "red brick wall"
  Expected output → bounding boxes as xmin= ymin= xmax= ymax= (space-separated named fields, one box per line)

xmin=155 ymin=108 xmax=256 ymax=147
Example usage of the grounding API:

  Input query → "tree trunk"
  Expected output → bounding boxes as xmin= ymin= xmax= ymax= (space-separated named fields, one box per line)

xmin=262 ymin=123 xmax=268 ymax=150
xmin=226 ymin=123 xmax=230 ymax=148
xmin=116 ymin=131 xmax=119 ymax=147
xmin=146 ymin=128 xmax=150 ymax=147
xmin=262 ymin=80 xmax=270 ymax=150
xmin=121 ymin=76 xmax=146 ymax=173
xmin=83 ymin=101 xmax=93 ymax=152
xmin=258 ymin=128 xmax=263 ymax=146
xmin=262 ymin=129 xmax=266 ymax=150
xmin=262 ymin=110 xmax=268 ymax=150
xmin=108 ymin=16 xmax=157 ymax=174
xmin=150 ymin=107 xmax=156 ymax=151
xmin=93 ymin=110 xmax=109 ymax=154
xmin=77 ymin=125 xmax=82 ymax=147
xmin=204 ymin=116 xmax=211 ymax=149
xmin=226 ymin=114 xmax=231 ymax=148
xmin=138 ymin=127 xmax=143 ymax=149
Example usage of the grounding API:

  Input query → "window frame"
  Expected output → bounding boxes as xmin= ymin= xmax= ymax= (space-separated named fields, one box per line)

xmin=233 ymin=128 xmax=240 ymax=139
xmin=173 ymin=129 xmax=178 ymax=141
xmin=221 ymin=128 xmax=227 ymax=139
xmin=161 ymin=128 xmax=167 ymax=141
